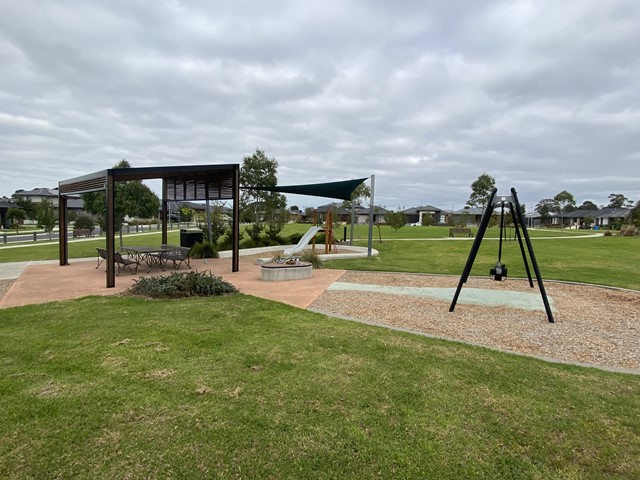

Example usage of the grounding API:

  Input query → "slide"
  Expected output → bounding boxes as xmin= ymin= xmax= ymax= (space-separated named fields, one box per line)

xmin=284 ymin=226 xmax=324 ymax=256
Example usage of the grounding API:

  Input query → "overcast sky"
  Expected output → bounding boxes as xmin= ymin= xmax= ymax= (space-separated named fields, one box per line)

xmin=1 ymin=0 xmax=639 ymax=211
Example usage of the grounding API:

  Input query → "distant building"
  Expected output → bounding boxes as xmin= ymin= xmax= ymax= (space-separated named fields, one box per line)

xmin=315 ymin=204 xmax=388 ymax=224
xmin=12 ymin=187 xmax=84 ymax=210
xmin=403 ymin=205 xmax=449 ymax=225
xmin=0 ymin=196 xmax=14 ymax=229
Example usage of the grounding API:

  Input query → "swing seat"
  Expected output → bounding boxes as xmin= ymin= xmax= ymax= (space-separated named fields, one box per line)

xmin=490 ymin=262 xmax=507 ymax=281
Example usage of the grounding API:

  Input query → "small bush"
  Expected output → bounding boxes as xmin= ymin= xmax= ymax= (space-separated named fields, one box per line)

xmin=301 ymin=250 xmax=324 ymax=269
xmin=74 ymin=213 xmax=96 ymax=233
xmin=288 ymin=232 xmax=304 ymax=244
xmin=603 ymin=230 xmax=613 ymax=236
xmin=127 ymin=271 xmax=237 ymax=299
xmin=191 ymin=241 xmax=219 ymax=259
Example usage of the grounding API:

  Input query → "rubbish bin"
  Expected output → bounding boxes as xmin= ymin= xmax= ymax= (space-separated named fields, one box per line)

xmin=180 ymin=229 xmax=203 ymax=248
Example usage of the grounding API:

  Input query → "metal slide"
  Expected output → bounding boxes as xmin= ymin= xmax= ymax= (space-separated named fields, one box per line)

xmin=283 ymin=226 xmax=324 ymax=256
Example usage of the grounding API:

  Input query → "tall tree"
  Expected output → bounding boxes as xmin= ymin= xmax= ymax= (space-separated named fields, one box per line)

xmin=385 ymin=207 xmax=407 ymax=232
xmin=240 ymin=149 xmax=287 ymax=242
xmin=578 ymin=200 xmax=598 ymax=211
xmin=468 ymin=173 xmax=496 ymax=208
xmin=7 ymin=208 xmax=26 ymax=233
xmin=36 ymin=198 xmax=57 ymax=240
xmin=607 ymin=193 xmax=633 ymax=209
xmin=535 ymin=199 xmax=555 ymax=226
xmin=82 ymin=160 xmax=159 ymax=245
xmin=630 ymin=201 xmax=640 ymax=227
xmin=14 ymin=198 xmax=36 ymax=220
xmin=553 ymin=190 xmax=576 ymax=228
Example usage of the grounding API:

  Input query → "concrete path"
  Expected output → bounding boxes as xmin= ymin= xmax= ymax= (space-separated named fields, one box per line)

xmin=329 ymin=282 xmax=554 ymax=312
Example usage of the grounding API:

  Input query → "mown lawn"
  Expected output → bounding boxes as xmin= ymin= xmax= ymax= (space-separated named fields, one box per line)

xmin=327 ymin=235 xmax=640 ymax=290
xmin=1 ymin=294 xmax=639 ymax=479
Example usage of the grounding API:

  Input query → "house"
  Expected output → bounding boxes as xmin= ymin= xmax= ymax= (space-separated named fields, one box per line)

xmin=403 ymin=205 xmax=449 ymax=225
xmin=0 ymin=196 xmax=14 ymax=229
xmin=450 ymin=206 xmax=485 ymax=226
xmin=526 ymin=207 xmax=631 ymax=229
xmin=315 ymin=204 xmax=388 ymax=224
xmin=592 ymin=208 xmax=631 ymax=228
xmin=357 ymin=206 xmax=389 ymax=224
xmin=162 ymin=201 xmax=230 ymax=222
xmin=12 ymin=187 xmax=84 ymax=211
xmin=315 ymin=204 xmax=356 ymax=223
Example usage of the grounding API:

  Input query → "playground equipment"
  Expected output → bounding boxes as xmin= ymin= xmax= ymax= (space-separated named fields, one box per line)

xmin=283 ymin=209 xmax=337 ymax=256
xmin=449 ymin=187 xmax=555 ymax=323
xmin=283 ymin=226 xmax=323 ymax=256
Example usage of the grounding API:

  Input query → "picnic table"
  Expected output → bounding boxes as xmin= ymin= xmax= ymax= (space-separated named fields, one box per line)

xmin=123 ymin=245 xmax=170 ymax=272
xmin=123 ymin=245 xmax=192 ymax=272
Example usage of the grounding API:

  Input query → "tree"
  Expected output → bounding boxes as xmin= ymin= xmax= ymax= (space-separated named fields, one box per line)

xmin=553 ymin=190 xmax=576 ymax=227
xmin=81 ymin=160 xmax=160 ymax=246
xmin=578 ymin=200 xmax=598 ymax=210
xmin=386 ymin=207 xmax=407 ymax=232
xmin=7 ymin=208 xmax=26 ymax=233
xmin=240 ymin=149 xmax=287 ymax=242
xmin=630 ymin=201 xmax=640 ymax=227
xmin=535 ymin=199 xmax=555 ymax=226
xmin=468 ymin=173 xmax=496 ymax=208
xmin=14 ymin=198 xmax=36 ymax=220
xmin=206 ymin=202 xmax=230 ymax=245
xmin=607 ymin=193 xmax=633 ymax=209
xmin=304 ymin=207 xmax=315 ymax=223
xmin=36 ymin=198 xmax=57 ymax=240
xmin=180 ymin=205 xmax=194 ymax=223
xmin=341 ymin=182 xmax=371 ymax=210
xmin=583 ymin=215 xmax=594 ymax=228
xmin=421 ymin=214 xmax=434 ymax=226
xmin=74 ymin=213 xmax=96 ymax=234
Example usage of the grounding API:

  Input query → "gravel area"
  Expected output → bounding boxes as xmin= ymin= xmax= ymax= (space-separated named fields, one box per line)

xmin=309 ymin=272 xmax=640 ymax=372
xmin=0 ymin=280 xmax=14 ymax=303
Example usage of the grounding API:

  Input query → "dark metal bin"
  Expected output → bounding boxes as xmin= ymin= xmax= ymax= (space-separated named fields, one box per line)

xmin=180 ymin=229 xmax=203 ymax=248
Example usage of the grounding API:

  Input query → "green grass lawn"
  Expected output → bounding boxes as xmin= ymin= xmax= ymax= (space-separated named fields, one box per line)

xmin=327 ymin=235 xmax=640 ymax=290
xmin=1 ymin=295 xmax=639 ymax=479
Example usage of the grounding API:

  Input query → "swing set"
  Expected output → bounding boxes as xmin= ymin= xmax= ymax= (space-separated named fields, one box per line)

xmin=449 ymin=187 xmax=555 ymax=323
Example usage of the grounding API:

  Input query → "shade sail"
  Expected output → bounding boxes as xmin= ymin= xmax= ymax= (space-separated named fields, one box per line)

xmin=244 ymin=177 xmax=368 ymax=201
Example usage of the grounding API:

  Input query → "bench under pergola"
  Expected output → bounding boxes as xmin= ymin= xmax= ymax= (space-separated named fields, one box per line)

xmin=58 ymin=164 xmax=240 ymax=288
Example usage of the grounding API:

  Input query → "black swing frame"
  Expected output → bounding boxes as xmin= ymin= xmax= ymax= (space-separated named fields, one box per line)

xmin=449 ymin=187 xmax=555 ymax=323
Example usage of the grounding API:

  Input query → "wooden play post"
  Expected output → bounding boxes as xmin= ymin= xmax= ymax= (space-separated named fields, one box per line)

xmin=325 ymin=210 xmax=333 ymax=254
xmin=312 ymin=210 xmax=317 ymax=252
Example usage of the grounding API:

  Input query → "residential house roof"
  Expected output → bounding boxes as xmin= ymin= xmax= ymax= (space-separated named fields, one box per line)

xmin=13 ymin=187 xmax=60 ymax=198
xmin=403 ymin=205 xmax=445 ymax=214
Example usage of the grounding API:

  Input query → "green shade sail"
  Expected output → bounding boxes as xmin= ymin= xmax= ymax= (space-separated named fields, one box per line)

xmin=243 ymin=177 xmax=368 ymax=201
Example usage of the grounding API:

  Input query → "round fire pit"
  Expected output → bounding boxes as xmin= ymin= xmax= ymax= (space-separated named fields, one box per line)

xmin=260 ymin=261 xmax=313 ymax=281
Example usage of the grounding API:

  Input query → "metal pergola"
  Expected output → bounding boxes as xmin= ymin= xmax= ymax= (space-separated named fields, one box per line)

xmin=58 ymin=164 xmax=240 ymax=288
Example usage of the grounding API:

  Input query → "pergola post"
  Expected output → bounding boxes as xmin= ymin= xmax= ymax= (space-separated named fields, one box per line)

xmin=161 ymin=179 xmax=168 ymax=245
xmin=232 ymin=164 xmax=240 ymax=272
xmin=58 ymin=194 xmax=68 ymax=265
xmin=106 ymin=173 xmax=116 ymax=288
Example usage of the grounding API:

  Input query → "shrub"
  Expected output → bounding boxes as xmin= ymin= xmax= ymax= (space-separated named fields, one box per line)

xmin=191 ymin=241 xmax=219 ymax=259
xmin=74 ymin=213 xmax=96 ymax=233
xmin=127 ymin=271 xmax=237 ymax=299
xmin=421 ymin=215 xmax=434 ymax=227
xmin=603 ymin=230 xmax=613 ymax=236
xmin=288 ymin=232 xmax=304 ymax=244
xmin=301 ymin=249 xmax=324 ymax=269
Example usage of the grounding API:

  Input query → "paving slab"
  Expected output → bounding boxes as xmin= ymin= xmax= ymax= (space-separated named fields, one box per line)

xmin=0 ymin=257 xmax=346 ymax=310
